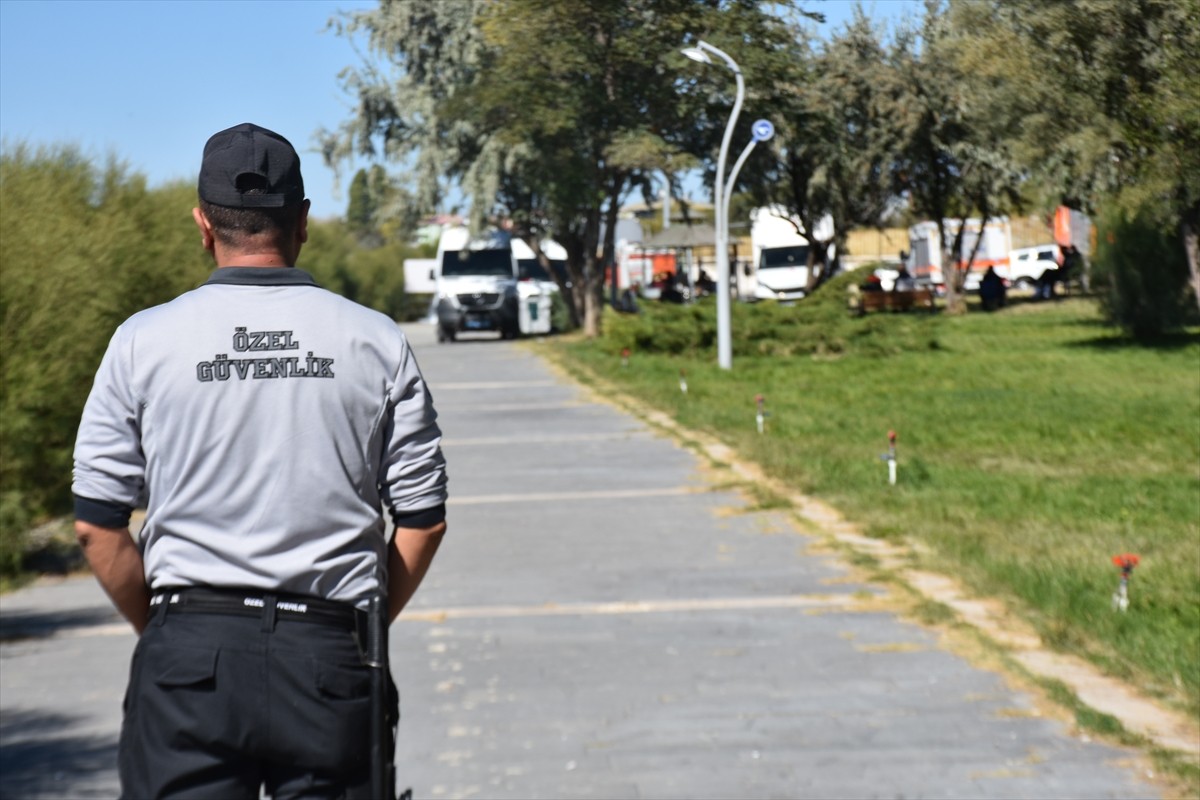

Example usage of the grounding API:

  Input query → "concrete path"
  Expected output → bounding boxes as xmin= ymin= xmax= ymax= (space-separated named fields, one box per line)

xmin=0 ymin=323 xmax=1160 ymax=799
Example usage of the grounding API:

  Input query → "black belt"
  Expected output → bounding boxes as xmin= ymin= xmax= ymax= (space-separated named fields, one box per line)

xmin=152 ymin=587 xmax=366 ymax=632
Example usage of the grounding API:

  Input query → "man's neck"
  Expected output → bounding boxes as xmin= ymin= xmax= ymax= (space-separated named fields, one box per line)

xmin=213 ymin=251 xmax=293 ymax=268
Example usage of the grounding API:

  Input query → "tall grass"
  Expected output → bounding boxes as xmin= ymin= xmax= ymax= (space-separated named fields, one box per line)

xmin=0 ymin=145 xmax=211 ymax=572
xmin=558 ymin=275 xmax=1200 ymax=717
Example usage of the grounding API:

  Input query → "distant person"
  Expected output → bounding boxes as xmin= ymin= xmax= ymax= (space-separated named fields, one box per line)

xmin=893 ymin=264 xmax=916 ymax=292
xmin=979 ymin=266 xmax=1006 ymax=311
xmin=1037 ymin=265 xmax=1059 ymax=300
xmin=697 ymin=269 xmax=716 ymax=296
xmin=1059 ymin=244 xmax=1080 ymax=297
xmin=659 ymin=274 xmax=686 ymax=304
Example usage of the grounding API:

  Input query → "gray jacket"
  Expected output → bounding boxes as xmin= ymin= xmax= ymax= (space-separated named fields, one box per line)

xmin=72 ymin=267 xmax=447 ymax=604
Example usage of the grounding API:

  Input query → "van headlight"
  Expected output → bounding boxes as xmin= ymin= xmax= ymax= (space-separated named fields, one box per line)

xmin=437 ymin=291 xmax=460 ymax=308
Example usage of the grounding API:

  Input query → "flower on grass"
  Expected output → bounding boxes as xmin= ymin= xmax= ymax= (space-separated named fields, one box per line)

xmin=1112 ymin=553 xmax=1140 ymax=575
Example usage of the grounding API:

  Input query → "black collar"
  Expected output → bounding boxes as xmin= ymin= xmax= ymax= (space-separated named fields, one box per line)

xmin=204 ymin=267 xmax=319 ymax=287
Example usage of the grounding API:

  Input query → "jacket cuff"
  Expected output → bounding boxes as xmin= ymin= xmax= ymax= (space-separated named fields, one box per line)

xmin=391 ymin=503 xmax=445 ymax=530
xmin=74 ymin=495 xmax=134 ymax=529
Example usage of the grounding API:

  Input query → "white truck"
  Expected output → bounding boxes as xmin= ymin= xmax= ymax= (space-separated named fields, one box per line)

xmin=744 ymin=206 xmax=835 ymax=302
xmin=907 ymin=218 xmax=1012 ymax=292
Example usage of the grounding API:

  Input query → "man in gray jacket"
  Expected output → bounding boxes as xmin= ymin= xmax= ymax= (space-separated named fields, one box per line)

xmin=72 ymin=122 xmax=447 ymax=798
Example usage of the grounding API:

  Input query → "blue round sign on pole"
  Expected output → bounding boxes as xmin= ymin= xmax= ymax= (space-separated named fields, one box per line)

xmin=751 ymin=119 xmax=774 ymax=142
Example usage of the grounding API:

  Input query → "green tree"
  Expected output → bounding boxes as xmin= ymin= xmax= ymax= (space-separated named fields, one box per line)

xmin=744 ymin=9 xmax=906 ymax=290
xmin=346 ymin=168 xmax=375 ymax=237
xmin=346 ymin=164 xmax=411 ymax=246
xmin=322 ymin=0 xmax=806 ymax=336
xmin=893 ymin=2 xmax=1023 ymax=314
xmin=1093 ymin=206 xmax=1193 ymax=338
xmin=320 ymin=1 xmax=481 ymax=212
xmin=949 ymin=0 xmax=1200 ymax=329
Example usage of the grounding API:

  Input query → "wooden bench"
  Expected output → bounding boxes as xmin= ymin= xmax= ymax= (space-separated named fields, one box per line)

xmin=849 ymin=288 xmax=936 ymax=315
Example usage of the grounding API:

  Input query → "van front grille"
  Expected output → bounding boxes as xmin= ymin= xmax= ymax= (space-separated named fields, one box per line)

xmin=457 ymin=292 xmax=501 ymax=309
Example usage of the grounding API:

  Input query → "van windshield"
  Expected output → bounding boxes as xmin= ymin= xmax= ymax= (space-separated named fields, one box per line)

xmin=760 ymin=246 xmax=810 ymax=270
xmin=517 ymin=258 xmax=550 ymax=281
xmin=442 ymin=249 xmax=514 ymax=278
xmin=518 ymin=258 xmax=569 ymax=283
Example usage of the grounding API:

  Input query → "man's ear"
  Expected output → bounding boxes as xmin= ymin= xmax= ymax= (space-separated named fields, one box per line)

xmin=297 ymin=199 xmax=311 ymax=245
xmin=192 ymin=207 xmax=216 ymax=253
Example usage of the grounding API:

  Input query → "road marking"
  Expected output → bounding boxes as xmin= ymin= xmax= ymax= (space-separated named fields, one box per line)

xmin=447 ymin=486 xmax=704 ymax=506
xmin=401 ymin=594 xmax=858 ymax=622
xmin=435 ymin=381 xmax=559 ymax=390
xmin=442 ymin=431 xmax=649 ymax=447
xmin=435 ymin=402 xmax=587 ymax=412
xmin=71 ymin=622 xmax=133 ymax=637
xmin=0 ymin=621 xmax=133 ymax=642
xmin=4 ymin=594 xmax=859 ymax=640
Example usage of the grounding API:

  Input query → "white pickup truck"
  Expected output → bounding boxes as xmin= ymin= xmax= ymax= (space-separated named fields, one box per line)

xmin=1002 ymin=244 xmax=1060 ymax=289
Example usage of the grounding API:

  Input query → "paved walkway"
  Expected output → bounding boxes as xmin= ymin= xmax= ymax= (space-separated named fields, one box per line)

xmin=0 ymin=323 xmax=1160 ymax=799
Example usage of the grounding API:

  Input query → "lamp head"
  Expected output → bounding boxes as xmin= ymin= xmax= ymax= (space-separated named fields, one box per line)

xmin=682 ymin=46 xmax=711 ymax=65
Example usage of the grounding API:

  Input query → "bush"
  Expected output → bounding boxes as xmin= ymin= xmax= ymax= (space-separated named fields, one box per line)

xmin=398 ymin=293 xmax=434 ymax=323
xmin=1092 ymin=205 xmax=1195 ymax=339
xmin=603 ymin=266 xmax=940 ymax=359
xmin=0 ymin=145 xmax=212 ymax=574
xmin=0 ymin=492 xmax=32 ymax=576
xmin=301 ymin=219 xmax=430 ymax=320
xmin=550 ymin=290 xmax=575 ymax=333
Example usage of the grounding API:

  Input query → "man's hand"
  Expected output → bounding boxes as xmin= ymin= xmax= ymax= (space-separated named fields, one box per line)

xmin=75 ymin=521 xmax=150 ymax=634
xmin=387 ymin=522 xmax=446 ymax=623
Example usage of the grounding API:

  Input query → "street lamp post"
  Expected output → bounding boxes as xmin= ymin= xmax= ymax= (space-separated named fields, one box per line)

xmin=683 ymin=40 xmax=743 ymax=371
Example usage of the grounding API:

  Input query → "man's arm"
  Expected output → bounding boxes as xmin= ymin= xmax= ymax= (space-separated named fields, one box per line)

xmin=386 ymin=521 xmax=446 ymax=623
xmin=75 ymin=521 xmax=150 ymax=634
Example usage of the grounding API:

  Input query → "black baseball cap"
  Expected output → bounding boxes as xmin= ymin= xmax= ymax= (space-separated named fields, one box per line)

xmin=198 ymin=123 xmax=305 ymax=208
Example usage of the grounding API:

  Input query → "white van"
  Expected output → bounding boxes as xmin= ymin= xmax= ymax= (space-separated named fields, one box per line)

xmin=746 ymin=206 xmax=835 ymax=302
xmin=510 ymin=237 xmax=568 ymax=295
xmin=434 ymin=227 xmax=519 ymax=342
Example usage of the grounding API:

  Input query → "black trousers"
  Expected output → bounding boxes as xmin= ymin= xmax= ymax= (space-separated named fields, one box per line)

xmin=119 ymin=598 xmax=393 ymax=799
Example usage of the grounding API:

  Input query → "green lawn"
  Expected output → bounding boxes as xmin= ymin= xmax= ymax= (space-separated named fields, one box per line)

xmin=553 ymin=285 xmax=1200 ymax=719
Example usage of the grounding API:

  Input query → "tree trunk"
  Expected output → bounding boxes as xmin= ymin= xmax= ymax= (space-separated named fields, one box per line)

xmin=583 ymin=267 xmax=604 ymax=337
xmin=1182 ymin=202 xmax=1200 ymax=315
xmin=832 ymin=231 xmax=847 ymax=276
xmin=957 ymin=215 xmax=987 ymax=310
xmin=602 ymin=180 xmax=622 ymax=312
xmin=940 ymin=220 xmax=967 ymax=315
xmin=942 ymin=252 xmax=965 ymax=314
xmin=581 ymin=206 xmax=604 ymax=338
xmin=805 ymin=238 xmax=820 ymax=293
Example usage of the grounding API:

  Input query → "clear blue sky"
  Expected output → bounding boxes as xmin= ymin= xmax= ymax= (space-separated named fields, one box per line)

xmin=0 ymin=0 xmax=920 ymax=221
